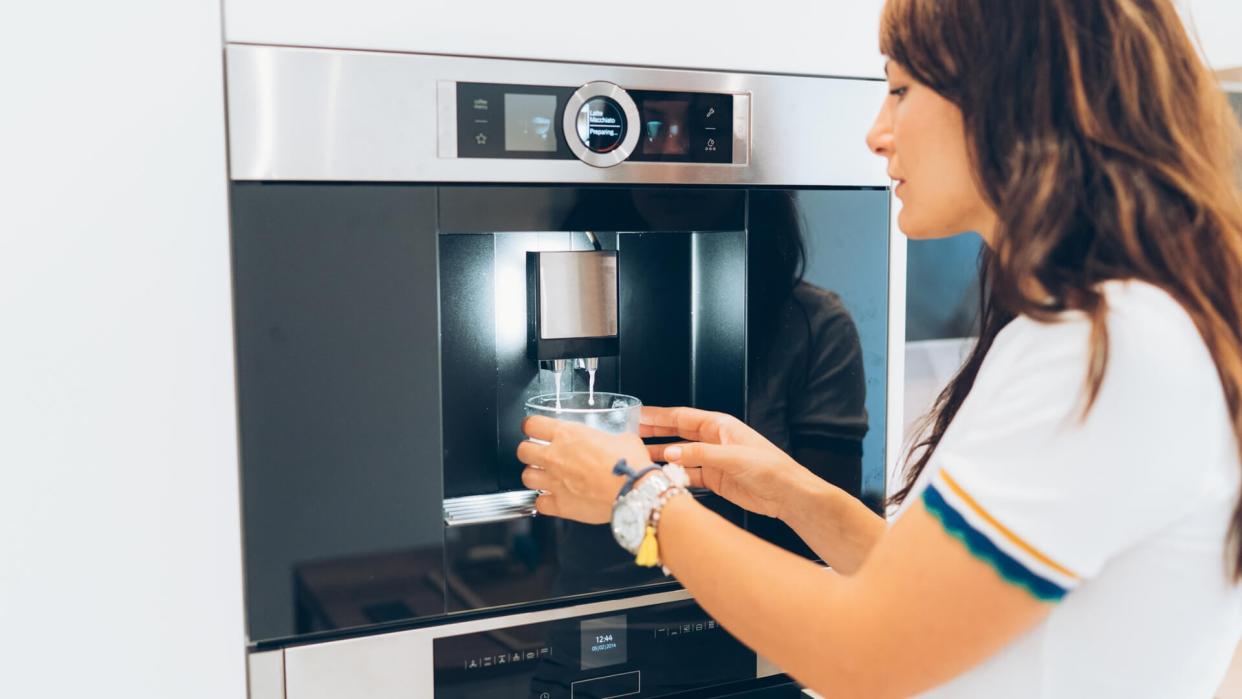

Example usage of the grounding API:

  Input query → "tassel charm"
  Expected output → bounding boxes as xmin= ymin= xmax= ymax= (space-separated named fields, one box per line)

xmin=635 ymin=525 xmax=660 ymax=567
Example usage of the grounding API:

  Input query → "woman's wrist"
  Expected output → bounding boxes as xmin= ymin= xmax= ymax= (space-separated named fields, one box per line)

xmin=777 ymin=467 xmax=838 ymax=528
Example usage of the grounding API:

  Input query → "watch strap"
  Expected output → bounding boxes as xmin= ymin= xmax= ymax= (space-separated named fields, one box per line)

xmin=613 ymin=458 xmax=662 ymax=497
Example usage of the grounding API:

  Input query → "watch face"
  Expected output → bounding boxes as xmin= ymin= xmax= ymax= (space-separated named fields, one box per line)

xmin=611 ymin=500 xmax=645 ymax=553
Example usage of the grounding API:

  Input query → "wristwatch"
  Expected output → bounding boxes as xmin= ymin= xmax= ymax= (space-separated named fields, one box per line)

xmin=610 ymin=464 xmax=690 ymax=554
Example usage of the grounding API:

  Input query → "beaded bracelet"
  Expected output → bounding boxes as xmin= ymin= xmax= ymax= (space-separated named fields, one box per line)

xmin=645 ymin=485 xmax=691 ymax=575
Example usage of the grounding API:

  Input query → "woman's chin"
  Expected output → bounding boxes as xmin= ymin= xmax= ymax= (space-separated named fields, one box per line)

xmin=897 ymin=211 xmax=972 ymax=241
xmin=896 ymin=211 xmax=936 ymax=240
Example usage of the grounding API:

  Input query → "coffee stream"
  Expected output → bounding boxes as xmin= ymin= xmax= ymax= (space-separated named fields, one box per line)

xmin=551 ymin=364 xmax=597 ymax=412
xmin=554 ymin=367 xmax=563 ymax=412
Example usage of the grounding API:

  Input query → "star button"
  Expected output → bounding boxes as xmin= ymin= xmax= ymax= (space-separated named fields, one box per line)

xmin=475 ymin=132 xmax=487 ymax=145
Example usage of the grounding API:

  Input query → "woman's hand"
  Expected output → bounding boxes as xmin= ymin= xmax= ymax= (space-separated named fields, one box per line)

xmin=641 ymin=406 xmax=815 ymax=519
xmin=517 ymin=416 xmax=653 ymax=525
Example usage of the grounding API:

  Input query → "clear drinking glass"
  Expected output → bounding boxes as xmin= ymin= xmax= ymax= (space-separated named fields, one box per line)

xmin=524 ymin=392 xmax=642 ymax=437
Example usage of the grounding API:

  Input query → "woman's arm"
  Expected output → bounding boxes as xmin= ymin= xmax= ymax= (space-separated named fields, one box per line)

xmin=644 ymin=407 xmax=885 ymax=573
xmin=656 ymin=490 xmax=1051 ymax=698
xmin=776 ymin=469 xmax=887 ymax=575
xmin=517 ymin=415 xmax=1053 ymax=697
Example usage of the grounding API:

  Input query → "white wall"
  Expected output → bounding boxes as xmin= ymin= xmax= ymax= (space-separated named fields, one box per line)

xmin=0 ymin=1 xmax=246 ymax=698
xmin=222 ymin=0 xmax=1242 ymax=78
xmin=224 ymin=0 xmax=888 ymax=78
xmin=1180 ymin=0 xmax=1242 ymax=70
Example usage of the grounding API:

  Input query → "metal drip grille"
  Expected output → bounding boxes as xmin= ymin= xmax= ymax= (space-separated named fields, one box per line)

xmin=443 ymin=490 xmax=539 ymax=527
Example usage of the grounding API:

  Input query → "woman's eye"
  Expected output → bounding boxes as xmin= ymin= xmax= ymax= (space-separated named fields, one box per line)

xmin=888 ymin=86 xmax=908 ymax=98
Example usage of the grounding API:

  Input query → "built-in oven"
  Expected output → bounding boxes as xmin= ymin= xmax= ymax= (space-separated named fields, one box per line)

xmin=227 ymin=44 xmax=893 ymax=697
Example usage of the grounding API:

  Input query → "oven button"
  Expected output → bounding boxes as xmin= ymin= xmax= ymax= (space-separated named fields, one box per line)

xmin=563 ymin=81 xmax=641 ymax=168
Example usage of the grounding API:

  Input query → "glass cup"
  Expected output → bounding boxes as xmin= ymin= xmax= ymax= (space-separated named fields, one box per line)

xmin=524 ymin=392 xmax=642 ymax=439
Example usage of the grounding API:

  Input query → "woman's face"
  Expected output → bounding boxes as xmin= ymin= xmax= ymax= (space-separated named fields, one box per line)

xmin=866 ymin=62 xmax=997 ymax=243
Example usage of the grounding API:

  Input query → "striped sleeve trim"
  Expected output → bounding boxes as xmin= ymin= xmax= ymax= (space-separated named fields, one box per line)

xmin=921 ymin=469 xmax=1079 ymax=602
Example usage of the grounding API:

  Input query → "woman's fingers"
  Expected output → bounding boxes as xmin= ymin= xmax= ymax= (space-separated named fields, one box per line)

xmin=683 ymin=465 xmax=706 ymax=489
xmin=521 ymin=466 xmax=554 ymax=492
xmin=522 ymin=415 xmax=564 ymax=442
xmin=639 ymin=406 xmax=745 ymax=445
xmin=639 ymin=424 xmax=684 ymax=438
xmin=665 ymin=441 xmax=755 ymax=473
xmin=534 ymin=492 xmax=559 ymax=517
xmin=515 ymin=439 xmax=548 ymax=466
xmin=639 ymin=406 xmax=713 ymax=441
xmin=646 ymin=441 xmax=692 ymax=462
xmin=644 ymin=443 xmax=706 ymax=487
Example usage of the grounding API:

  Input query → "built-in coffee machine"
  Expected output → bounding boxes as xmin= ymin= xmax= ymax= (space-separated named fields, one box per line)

xmin=228 ymin=45 xmax=893 ymax=698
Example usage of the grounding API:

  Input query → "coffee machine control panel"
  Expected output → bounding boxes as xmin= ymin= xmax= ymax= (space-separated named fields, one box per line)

xmin=453 ymin=81 xmax=742 ymax=167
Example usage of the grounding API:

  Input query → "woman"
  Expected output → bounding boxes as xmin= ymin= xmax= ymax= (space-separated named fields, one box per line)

xmin=516 ymin=0 xmax=1242 ymax=695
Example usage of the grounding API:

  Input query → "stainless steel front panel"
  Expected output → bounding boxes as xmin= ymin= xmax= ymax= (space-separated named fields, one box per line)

xmin=226 ymin=44 xmax=888 ymax=185
xmin=247 ymin=650 xmax=285 ymax=699
xmin=281 ymin=589 xmax=700 ymax=698
xmin=538 ymin=251 xmax=619 ymax=340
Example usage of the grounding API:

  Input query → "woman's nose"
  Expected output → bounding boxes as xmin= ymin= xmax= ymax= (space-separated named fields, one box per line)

xmin=866 ymin=104 xmax=894 ymax=158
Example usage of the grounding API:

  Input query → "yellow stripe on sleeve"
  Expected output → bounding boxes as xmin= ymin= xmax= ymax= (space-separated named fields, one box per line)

xmin=939 ymin=469 xmax=1081 ymax=582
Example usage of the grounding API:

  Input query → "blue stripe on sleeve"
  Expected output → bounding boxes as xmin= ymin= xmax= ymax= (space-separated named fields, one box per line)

xmin=922 ymin=484 xmax=1068 ymax=602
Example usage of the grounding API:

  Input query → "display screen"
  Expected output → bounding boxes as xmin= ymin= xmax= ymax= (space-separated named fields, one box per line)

xmin=505 ymin=93 xmax=558 ymax=152
xmin=639 ymin=99 xmax=691 ymax=155
xmin=580 ymin=614 xmax=628 ymax=670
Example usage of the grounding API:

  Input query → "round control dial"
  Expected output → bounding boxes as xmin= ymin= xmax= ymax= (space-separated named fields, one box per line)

xmin=563 ymin=82 xmax=640 ymax=168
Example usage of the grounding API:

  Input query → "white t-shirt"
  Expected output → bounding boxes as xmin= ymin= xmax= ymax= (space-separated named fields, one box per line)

xmin=901 ymin=280 xmax=1242 ymax=698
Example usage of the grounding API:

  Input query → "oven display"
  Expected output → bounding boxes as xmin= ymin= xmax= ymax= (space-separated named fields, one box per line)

xmin=580 ymin=614 xmax=628 ymax=670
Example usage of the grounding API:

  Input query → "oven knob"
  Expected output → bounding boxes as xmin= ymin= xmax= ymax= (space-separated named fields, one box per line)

xmin=563 ymin=81 xmax=640 ymax=168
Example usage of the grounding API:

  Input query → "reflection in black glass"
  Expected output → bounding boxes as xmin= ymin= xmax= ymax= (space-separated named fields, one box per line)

xmin=640 ymin=99 xmax=690 ymax=155
xmin=746 ymin=191 xmax=869 ymax=559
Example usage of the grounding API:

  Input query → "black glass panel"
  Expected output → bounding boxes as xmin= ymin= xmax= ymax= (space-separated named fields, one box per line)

xmin=232 ymin=182 xmax=890 ymax=648
xmin=744 ymin=189 xmax=890 ymax=559
xmin=231 ymin=183 xmax=447 ymax=644
xmin=437 ymin=187 xmax=745 ymax=234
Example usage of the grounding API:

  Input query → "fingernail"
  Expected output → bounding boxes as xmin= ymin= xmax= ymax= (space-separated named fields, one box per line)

xmin=664 ymin=446 xmax=682 ymax=461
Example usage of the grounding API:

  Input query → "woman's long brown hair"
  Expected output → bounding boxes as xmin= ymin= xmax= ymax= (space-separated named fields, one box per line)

xmin=882 ymin=0 xmax=1242 ymax=578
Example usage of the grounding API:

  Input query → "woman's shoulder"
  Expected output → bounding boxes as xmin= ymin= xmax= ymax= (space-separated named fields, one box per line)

xmin=1098 ymin=279 xmax=1210 ymax=353
xmin=995 ymin=279 xmax=1215 ymax=377
xmin=973 ymin=279 xmax=1234 ymax=484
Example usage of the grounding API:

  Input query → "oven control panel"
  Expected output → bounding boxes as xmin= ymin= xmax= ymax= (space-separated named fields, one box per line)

xmin=453 ymin=81 xmax=740 ymax=167
xmin=433 ymin=598 xmax=755 ymax=697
